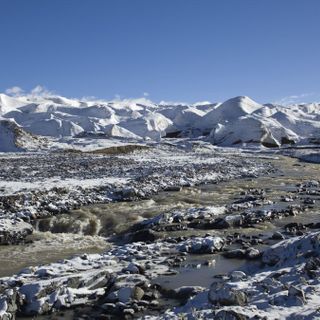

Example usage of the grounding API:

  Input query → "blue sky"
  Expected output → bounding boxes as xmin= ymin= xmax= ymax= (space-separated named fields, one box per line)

xmin=1 ymin=0 xmax=320 ymax=104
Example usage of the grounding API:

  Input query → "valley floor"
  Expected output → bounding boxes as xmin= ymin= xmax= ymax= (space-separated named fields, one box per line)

xmin=0 ymin=140 xmax=319 ymax=319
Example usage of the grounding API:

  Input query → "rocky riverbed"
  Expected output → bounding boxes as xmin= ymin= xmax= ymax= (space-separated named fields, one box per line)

xmin=0 ymin=142 xmax=319 ymax=319
xmin=0 ymin=142 xmax=273 ymax=244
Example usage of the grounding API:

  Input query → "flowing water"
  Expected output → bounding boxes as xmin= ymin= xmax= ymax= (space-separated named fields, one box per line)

xmin=0 ymin=156 xmax=319 ymax=278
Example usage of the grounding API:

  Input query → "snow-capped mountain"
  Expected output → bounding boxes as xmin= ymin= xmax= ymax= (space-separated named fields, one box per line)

xmin=0 ymin=93 xmax=319 ymax=151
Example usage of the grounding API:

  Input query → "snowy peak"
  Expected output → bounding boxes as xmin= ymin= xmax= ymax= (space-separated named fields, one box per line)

xmin=196 ymin=96 xmax=263 ymax=130
xmin=219 ymin=96 xmax=262 ymax=114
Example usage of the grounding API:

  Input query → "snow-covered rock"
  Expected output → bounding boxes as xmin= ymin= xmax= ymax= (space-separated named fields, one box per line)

xmin=177 ymin=236 xmax=224 ymax=254
xmin=208 ymin=282 xmax=248 ymax=306
xmin=0 ymin=218 xmax=33 ymax=244
xmin=0 ymin=119 xmax=46 ymax=152
xmin=262 ymin=231 xmax=320 ymax=267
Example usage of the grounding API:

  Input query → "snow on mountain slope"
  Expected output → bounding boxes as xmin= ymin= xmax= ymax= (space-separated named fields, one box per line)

xmin=196 ymin=96 xmax=263 ymax=130
xmin=0 ymin=119 xmax=46 ymax=152
xmin=119 ymin=112 xmax=173 ymax=140
xmin=156 ymin=104 xmax=207 ymax=136
xmin=58 ymin=104 xmax=115 ymax=118
xmin=26 ymin=117 xmax=84 ymax=137
xmin=170 ymin=107 xmax=205 ymax=129
xmin=192 ymin=102 xmax=218 ymax=112
xmin=103 ymin=124 xmax=142 ymax=139
xmin=157 ymin=104 xmax=189 ymax=121
xmin=254 ymin=105 xmax=278 ymax=117
xmin=296 ymin=102 xmax=320 ymax=115
xmin=272 ymin=110 xmax=320 ymax=137
xmin=209 ymin=114 xmax=298 ymax=147
xmin=0 ymin=92 xmax=319 ymax=149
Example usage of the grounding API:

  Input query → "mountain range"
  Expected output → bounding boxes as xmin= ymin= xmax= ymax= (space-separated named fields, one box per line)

xmin=0 ymin=93 xmax=319 ymax=151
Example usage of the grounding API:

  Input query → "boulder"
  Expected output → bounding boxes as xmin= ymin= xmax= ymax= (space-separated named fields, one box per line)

xmin=209 ymin=282 xmax=248 ymax=306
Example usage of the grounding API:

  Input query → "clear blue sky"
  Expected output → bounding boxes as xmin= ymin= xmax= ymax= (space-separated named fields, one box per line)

xmin=1 ymin=0 xmax=320 ymax=103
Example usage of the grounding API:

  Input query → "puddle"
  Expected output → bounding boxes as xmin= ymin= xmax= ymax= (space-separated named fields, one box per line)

xmin=154 ymin=253 xmax=262 ymax=289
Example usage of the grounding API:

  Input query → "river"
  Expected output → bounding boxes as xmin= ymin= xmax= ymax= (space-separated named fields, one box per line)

xmin=0 ymin=156 xmax=319 ymax=278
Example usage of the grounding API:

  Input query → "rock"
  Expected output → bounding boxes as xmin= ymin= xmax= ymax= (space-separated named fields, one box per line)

xmin=272 ymin=231 xmax=285 ymax=240
xmin=230 ymin=271 xmax=247 ymax=281
xmin=122 ymin=263 xmax=144 ymax=274
xmin=260 ymin=277 xmax=283 ymax=295
xmin=177 ymin=236 xmax=224 ymax=254
xmin=263 ymin=232 xmax=320 ymax=267
xmin=130 ymin=229 xmax=157 ymax=242
xmin=123 ymin=308 xmax=135 ymax=316
xmin=209 ymin=282 xmax=248 ymax=306
xmin=288 ymin=286 xmax=306 ymax=304
xmin=210 ymin=217 xmax=232 ymax=229
xmin=245 ymin=247 xmax=261 ymax=259
xmin=173 ymin=286 xmax=204 ymax=301
xmin=223 ymin=215 xmax=243 ymax=228
xmin=101 ymin=302 xmax=116 ymax=311
xmin=46 ymin=203 xmax=60 ymax=213
xmin=105 ymin=291 xmax=118 ymax=303
xmin=281 ymin=195 xmax=294 ymax=202
xmin=0 ymin=289 xmax=23 ymax=319
xmin=304 ymin=257 xmax=320 ymax=277
xmin=272 ymin=287 xmax=306 ymax=307
xmin=223 ymin=249 xmax=246 ymax=259
xmin=107 ymin=284 xmax=146 ymax=304
xmin=132 ymin=286 xmax=145 ymax=301
xmin=306 ymin=222 xmax=320 ymax=229
xmin=0 ymin=219 xmax=33 ymax=245
xmin=19 ymin=283 xmax=55 ymax=315
xmin=304 ymin=198 xmax=316 ymax=205
xmin=207 ymin=214 xmax=242 ymax=229
xmin=284 ymin=222 xmax=303 ymax=230
xmin=215 ymin=310 xmax=249 ymax=320
xmin=117 ymin=287 xmax=133 ymax=304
